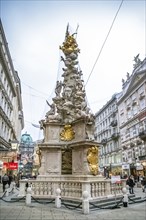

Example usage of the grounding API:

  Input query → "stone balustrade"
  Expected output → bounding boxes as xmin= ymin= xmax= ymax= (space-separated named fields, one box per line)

xmin=19 ymin=179 xmax=126 ymax=200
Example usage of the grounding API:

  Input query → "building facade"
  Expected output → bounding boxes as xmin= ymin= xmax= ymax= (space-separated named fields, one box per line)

xmin=0 ymin=20 xmax=24 ymax=177
xmin=19 ymin=133 xmax=35 ymax=177
xmin=95 ymin=93 xmax=122 ymax=177
xmin=95 ymin=56 xmax=146 ymax=178
xmin=118 ymin=57 xmax=146 ymax=177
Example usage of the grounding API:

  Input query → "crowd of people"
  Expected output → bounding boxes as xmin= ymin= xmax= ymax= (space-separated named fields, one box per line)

xmin=126 ymin=174 xmax=146 ymax=194
xmin=1 ymin=172 xmax=146 ymax=194
xmin=1 ymin=173 xmax=19 ymax=192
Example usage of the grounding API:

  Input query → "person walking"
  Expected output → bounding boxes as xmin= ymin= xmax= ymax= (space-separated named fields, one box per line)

xmin=2 ymin=173 xmax=9 ymax=192
xmin=8 ymin=174 xmax=13 ymax=187
xmin=126 ymin=175 xmax=135 ymax=194
xmin=141 ymin=176 xmax=146 ymax=192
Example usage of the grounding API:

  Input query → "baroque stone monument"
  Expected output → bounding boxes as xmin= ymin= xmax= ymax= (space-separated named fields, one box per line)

xmin=37 ymin=25 xmax=102 ymax=181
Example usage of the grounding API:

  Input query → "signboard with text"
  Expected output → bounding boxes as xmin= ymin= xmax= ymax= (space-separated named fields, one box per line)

xmin=3 ymin=162 xmax=18 ymax=170
xmin=111 ymin=175 xmax=121 ymax=184
xmin=122 ymin=164 xmax=130 ymax=170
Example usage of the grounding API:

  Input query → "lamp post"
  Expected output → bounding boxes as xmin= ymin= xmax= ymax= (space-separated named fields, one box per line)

xmin=10 ymin=140 xmax=20 ymax=175
xmin=11 ymin=140 xmax=19 ymax=151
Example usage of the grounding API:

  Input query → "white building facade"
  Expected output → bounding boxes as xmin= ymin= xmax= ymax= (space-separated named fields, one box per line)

xmin=95 ymin=56 xmax=146 ymax=178
xmin=0 ymin=20 xmax=24 ymax=176
xmin=95 ymin=93 xmax=122 ymax=177
xmin=118 ymin=57 xmax=146 ymax=177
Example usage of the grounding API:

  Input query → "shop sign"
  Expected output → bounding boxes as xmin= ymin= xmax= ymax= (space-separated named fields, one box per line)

xmin=111 ymin=175 xmax=121 ymax=184
xmin=122 ymin=164 xmax=130 ymax=169
xmin=3 ymin=162 xmax=18 ymax=170
xmin=136 ymin=165 xmax=143 ymax=170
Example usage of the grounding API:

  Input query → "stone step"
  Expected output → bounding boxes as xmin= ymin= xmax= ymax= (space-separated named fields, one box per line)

xmin=9 ymin=194 xmax=145 ymax=210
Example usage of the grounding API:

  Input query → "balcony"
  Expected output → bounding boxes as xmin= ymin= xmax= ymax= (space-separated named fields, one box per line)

xmin=101 ymin=138 xmax=107 ymax=145
xmin=139 ymin=93 xmax=145 ymax=100
xmin=130 ymin=142 xmax=135 ymax=148
xmin=122 ymin=144 xmax=128 ymax=150
xmin=110 ymin=120 xmax=117 ymax=127
xmin=111 ymin=133 xmax=120 ymax=141
xmin=136 ymin=139 xmax=142 ymax=145
xmin=139 ymin=130 xmax=146 ymax=142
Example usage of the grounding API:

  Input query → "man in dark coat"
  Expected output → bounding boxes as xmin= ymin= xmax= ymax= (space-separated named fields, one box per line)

xmin=126 ymin=175 xmax=135 ymax=194
xmin=2 ymin=174 xmax=9 ymax=192
xmin=141 ymin=177 xmax=146 ymax=192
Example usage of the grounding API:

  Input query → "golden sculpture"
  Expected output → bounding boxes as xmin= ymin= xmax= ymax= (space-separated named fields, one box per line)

xmin=60 ymin=124 xmax=75 ymax=141
xmin=36 ymin=148 xmax=42 ymax=166
xmin=87 ymin=146 xmax=98 ymax=175
xmin=60 ymin=32 xmax=80 ymax=54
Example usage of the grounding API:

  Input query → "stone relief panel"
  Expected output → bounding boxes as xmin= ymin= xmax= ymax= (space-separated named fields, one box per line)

xmin=72 ymin=149 xmax=83 ymax=174
xmin=73 ymin=122 xmax=86 ymax=141
xmin=46 ymin=150 xmax=61 ymax=174
xmin=45 ymin=126 xmax=60 ymax=142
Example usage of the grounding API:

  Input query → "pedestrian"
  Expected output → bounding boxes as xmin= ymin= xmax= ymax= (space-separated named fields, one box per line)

xmin=25 ymin=182 xmax=29 ymax=192
xmin=141 ymin=176 xmax=146 ymax=192
xmin=8 ymin=174 xmax=13 ymax=187
xmin=2 ymin=173 xmax=9 ymax=192
xmin=126 ymin=175 xmax=135 ymax=194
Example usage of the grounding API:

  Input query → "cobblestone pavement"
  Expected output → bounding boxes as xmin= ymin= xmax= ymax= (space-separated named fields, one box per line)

xmin=0 ymin=184 xmax=146 ymax=220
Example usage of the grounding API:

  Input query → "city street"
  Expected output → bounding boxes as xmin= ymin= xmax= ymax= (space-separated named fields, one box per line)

xmin=0 ymin=184 xmax=146 ymax=220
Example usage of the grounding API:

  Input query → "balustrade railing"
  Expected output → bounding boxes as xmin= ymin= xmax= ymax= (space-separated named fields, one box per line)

xmin=19 ymin=179 xmax=126 ymax=200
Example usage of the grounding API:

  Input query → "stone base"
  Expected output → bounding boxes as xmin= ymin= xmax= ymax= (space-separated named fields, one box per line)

xmin=37 ymin=174 xmax=104 ymax=181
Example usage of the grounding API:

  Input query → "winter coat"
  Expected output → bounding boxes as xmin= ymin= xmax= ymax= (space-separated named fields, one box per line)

xmin=126 ymin=178 xmax=135 ymax=187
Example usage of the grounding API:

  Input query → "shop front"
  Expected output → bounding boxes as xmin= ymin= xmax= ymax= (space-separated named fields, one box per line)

xmin=3 ymin=161 xmax=18 ymax=175
xmin=139 ymin=155 xmax=146 ymax=176
xmin=111 ymin=165 xmax=122 ymax=176
xmin=122 ymin=163 xmax=130 ymax=177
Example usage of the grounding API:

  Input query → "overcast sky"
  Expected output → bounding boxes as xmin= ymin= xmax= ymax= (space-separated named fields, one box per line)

xmin=1 ymin=0 xmax=145 ymax=141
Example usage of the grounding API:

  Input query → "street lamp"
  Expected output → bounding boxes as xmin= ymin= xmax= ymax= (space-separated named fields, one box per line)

xmin=11 ymin=140 xmax=19 ymax=151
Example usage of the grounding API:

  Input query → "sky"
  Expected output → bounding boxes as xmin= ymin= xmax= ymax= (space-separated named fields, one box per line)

xmin=1 ymin=0 xmax=145 ymax=141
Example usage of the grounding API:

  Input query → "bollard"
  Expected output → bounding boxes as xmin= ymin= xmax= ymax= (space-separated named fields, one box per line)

xmin=25 ymin=186 xmax=32 ymax=206
xmin=82 ymin=191 xmax=89 ymax=215
xmin=55 ymin=188 xmax=61 ymax=208
xmin=12 ymin=181 xmax=16 ymax=193
xmin=122 ymin=187 xmax=128 ymax=207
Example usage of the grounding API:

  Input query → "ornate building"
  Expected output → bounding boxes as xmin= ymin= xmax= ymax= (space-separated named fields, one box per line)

xmin=0 ymin=20 xmax=24 ymax=176
xmin=19 ymin=133 xmax=35 ymax=177
xmin=95 ymin=55 xmax=146 ymax=178
xmin=95 ymin=93 xmax=122 ymax=177
xmin=118 ymin=56 xmax=146 ymax=177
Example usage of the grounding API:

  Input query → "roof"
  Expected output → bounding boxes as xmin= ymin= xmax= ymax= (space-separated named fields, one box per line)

xmin=21 ymin=133 xmax=33 ymax=143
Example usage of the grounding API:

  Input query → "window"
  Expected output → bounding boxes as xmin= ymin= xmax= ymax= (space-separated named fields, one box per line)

xmin=132 ymin=93 xmax=136 ymax=100
xmin=121 ymin=113 xmax=124 ymax=124
xmin=140 ymin=99 xmax=145 ymax=110
xmin=126 ymin=98 xmax=131 ymax=106
xmin=126 ymin=129 xmax=130 ymax=139
xmin=133 ymin=126 xmax=137 ymax=136
xmin=110 ymin=143 xmax=113 ymax=152
xmin=144 ymin=120 xmax=146 ymax=130
xmin=138 ymin=85 xmax=144 ymax=95
xmin=127 ymin=110 xmax=131 ymax=119
xmin=133 ymin=105 xmax=138 ymax=115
